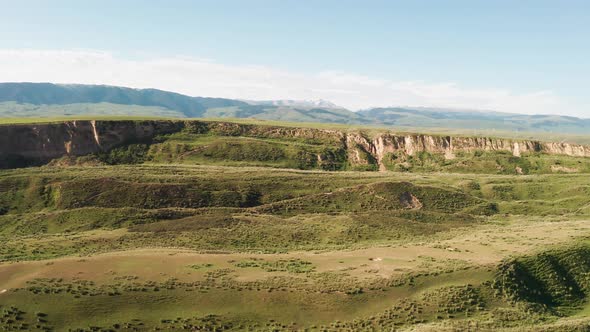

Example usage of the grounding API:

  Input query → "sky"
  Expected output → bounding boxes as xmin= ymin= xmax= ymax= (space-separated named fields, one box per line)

xmin=1 ymin=0 xmax=589 ymax=116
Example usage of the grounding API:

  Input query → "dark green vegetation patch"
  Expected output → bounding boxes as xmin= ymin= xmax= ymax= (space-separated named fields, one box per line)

xmin=494 ymin=244 xmax=590 ymax=314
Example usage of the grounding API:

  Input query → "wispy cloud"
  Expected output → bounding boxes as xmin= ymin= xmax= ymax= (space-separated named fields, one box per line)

xmin=0 ymin=49 xmax=574 ymax=115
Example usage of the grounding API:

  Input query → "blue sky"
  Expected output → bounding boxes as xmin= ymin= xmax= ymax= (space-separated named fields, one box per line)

xmin=1 ymin=0 xmax=589 ymax=116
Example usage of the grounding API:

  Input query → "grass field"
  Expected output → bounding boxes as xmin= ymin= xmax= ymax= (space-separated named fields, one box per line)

xmin=2 ymin=118 xmax=590 ymax=330
xmin=1 ymin=162 xmax=590 ymax=331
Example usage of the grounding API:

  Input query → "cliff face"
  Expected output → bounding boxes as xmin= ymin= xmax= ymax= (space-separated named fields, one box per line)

xmin=1 ymin=119 xmax=589 ymax=169
xmin=0 ymin=120 xmax=182 ymax=167
xmin=344 ymin=132 xmax=590 ymax=170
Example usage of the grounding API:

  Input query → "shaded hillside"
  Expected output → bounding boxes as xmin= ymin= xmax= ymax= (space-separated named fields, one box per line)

xmin=494 ymin=244 xmax=590 ymax=314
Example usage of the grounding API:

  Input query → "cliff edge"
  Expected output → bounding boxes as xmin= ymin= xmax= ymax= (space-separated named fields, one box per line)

xmin=1 ymin=120 xmax=589 ymax=170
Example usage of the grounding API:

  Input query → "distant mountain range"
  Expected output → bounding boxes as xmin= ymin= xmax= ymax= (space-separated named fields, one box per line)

xmin=243 ymin=99 xmax=345 ymax=109
xmin=1 ymin=82 xmax=589 ymax=135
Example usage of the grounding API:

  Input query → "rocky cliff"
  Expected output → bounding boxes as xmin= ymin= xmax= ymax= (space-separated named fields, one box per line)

xmin=1 ymin=119 xmax=589 ymax=169
xmin=0 ymin=120 xmax=182 ymax=167
xmin=347 ymin=133 xmax=590 ymax=170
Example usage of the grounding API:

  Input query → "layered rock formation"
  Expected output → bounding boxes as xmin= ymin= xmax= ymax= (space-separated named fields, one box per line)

xmin=1 ymin=119 xmax=589 ymax=169
xmin=0 ymin=120 xmax=182 ymax=167
xmin=345 ymin=133 xmax=590 ymax=170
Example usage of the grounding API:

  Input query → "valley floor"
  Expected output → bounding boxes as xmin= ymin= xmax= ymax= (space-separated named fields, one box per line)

xmin=1 ymin=164 xmax=590 ymax=331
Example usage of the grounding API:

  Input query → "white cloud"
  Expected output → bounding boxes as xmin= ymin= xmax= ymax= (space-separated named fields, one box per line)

xmin=0 ymin=49 xmax=577 ymax=116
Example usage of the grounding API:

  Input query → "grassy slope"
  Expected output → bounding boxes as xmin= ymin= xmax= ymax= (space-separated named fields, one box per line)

xmin=0 ymin=118 xmax=590 ymax=330
xmin=1 ymin=163 xmax=590 ymax=330
xmin=0 ymin=102 xmax=186 ymax=118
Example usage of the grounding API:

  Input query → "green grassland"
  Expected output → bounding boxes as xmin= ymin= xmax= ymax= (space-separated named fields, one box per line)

xmin=2 ymin=119 xmax=590 ymax=330
xmin=0 ymin=102 xmax=186 ymax=119
xmin=1 ymin=162 xmax=590 ymax=331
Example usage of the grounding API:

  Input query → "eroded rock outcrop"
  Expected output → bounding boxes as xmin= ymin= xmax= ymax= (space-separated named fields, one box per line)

xmin=0 ymin=120 xmax=182 ymax=167
xmin=343 ymin=132 xmax=590 ymax=170
xmin=1 ymin=119 xmax=589 ymax=169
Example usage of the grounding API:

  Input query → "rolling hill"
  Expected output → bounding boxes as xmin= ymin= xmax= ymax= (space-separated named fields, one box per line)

xmin=359 ymin=107 xmax=590 ymax=134
xmin=1 ymin=82 xmax=590 ymax=134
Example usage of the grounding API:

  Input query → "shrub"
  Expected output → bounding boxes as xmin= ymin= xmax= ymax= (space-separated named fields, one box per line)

xmin=97 ymin=144 xmax=150 ymax=164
